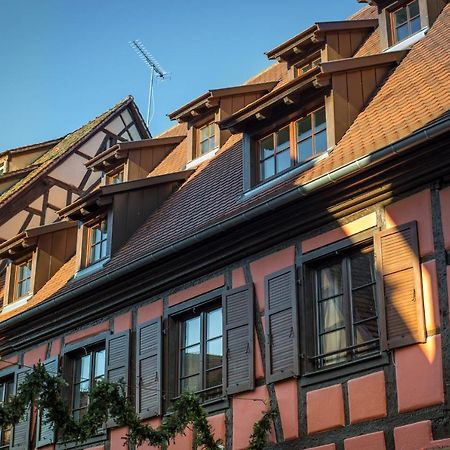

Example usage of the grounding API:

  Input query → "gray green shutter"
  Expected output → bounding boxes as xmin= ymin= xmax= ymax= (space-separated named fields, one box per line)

xmin=10 ymin=368 xmax=31 ymax=450
xmin=223 ymin=285 xmax=254 ymax=395
xmin=36 ymin=357 xmax=58 ymax=447
xmin=375 ymin=221 xmax=426 ymax=349
xmin=106 ymin=330 xmax=130 ymax=428
xmin=264 ymin=266 xmax=299 ymax=382
xmin=136 ymin=318 xmax=161 ymax=419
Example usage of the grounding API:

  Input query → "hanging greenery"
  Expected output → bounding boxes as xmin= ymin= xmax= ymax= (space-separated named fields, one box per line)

xmin=0 ymin=364 xmax=277 ymax=450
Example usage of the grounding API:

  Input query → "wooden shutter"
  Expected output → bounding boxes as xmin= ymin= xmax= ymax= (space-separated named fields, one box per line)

xmin=106 ymin=330 xmax=130 ymax=428
xmin=10 ymin=368 xmax=31 ymax=450
xmin=375 ymin=221 xmax=426 ymax=349
xmin=136 ymin=318 xmax=162 ymax=419
xmin=264 ymin=267 xmax=299 ymax=382
xmin=223 ymin=285 xmax=254 ymax=395
xmin=36 ymin=357 xmax=58 ymax=447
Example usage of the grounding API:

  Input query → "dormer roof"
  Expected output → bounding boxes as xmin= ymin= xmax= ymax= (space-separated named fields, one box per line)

xmin=168 ymin=82 xmax=278 ymax=122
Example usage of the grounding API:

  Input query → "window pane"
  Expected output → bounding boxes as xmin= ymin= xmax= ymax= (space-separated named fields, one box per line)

xmin=396 ymin=23 xmax=409 ymax=41
xmin=409 ymin=0 xmax=420 ymax=18
xmin=78 ymin=354 xmax=91 ymax=383
xmin=320 ymin=329 xmax=347 ymax=366
xmin=200 ymin=140 xmax=209 ymax=155
xmin=181 ymin=344 xmax=201 ymax=377
xmin=353 ymin=286 xmax=377 ymax=322
xmin=318 ymin=264 xmax=342 ymax=298
xmin=94 ymin=350 xmax=105 ymax=379
xmin=297 ymin=115 xmax=312 ymax=140
xmin=207 ymin=309 xmax=222 ymax=339
xmin=209 ymin=135 xmax=216 ymax=150
xmin=184 ymin=316 xmax=200 ymax=346
xmin=181 ymin=375 xmax=200 ymax=393
xmin=314 ymin=130 xmax=327 ymax=154
xmin=314 ymin=108 xmax=326 ymax=132
xmin=206 ymin=337 xmax=222 ymax=369
xmin=350 ymin=252 xmax=374 ymax=288
xmin=260 ymin=135 xmax=275 ymax=159
xmin=277 ymin=126 xmax=290 ymax=151
xmin=277 ymin=149 xmax=291 ymax=173
xmin=319 ymin=296 xmax=345 ymax=332
xmin=395 ymin=7 xmax=408 ymax=26
xmin=298 ymin=137 xmax=313 ymax=162
xmin=206 ymin=368 xmax=222 ymax=389
xmin=200 ymin=126 xmax=209 ymax=141
xmin=261 ymin=157 xmax=275 ymax=180
xmin=410 ymin=16 xmax=421 ymax=33
xmin=354 ymin=320 xmax=379 ymax=346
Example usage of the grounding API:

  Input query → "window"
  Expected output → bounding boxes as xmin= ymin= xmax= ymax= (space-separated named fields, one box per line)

xmin=392 ymin=0 xmax=421 ymax=43
xmin=14 ymin=259 xmax=32 ymax=301
xmin=297 ymin=57 xmax=321 ymax=76
xmin=86 ymin=219 xmax=108 ymax=266
xmin=0 ymin=378 xmax=14 ymax=449
xmin=257 ymin=107 xmax=327 ymax=183
xmin=197 ymin=122 xmax=216 ymax=157
xmin=308 ymin=246 xmax=380 ymax=369
xmin=71 ymin=347 xmax=105 ymax=421
xmin=106 ymin=167 xmax=124 ymax=185
xmin=178 ymin=306 xmax=223 ymax=403
xmin=0 ymin=160 xmax=6 ymax=176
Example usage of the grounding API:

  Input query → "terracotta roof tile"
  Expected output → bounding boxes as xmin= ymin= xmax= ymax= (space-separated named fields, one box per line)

xmin=355 ymin=27 xmax=380 ymax=57
xmin=348 ymin=5 xmax=378 ymax=20
xmin=148 ymin=139 xmax=188 ymax=176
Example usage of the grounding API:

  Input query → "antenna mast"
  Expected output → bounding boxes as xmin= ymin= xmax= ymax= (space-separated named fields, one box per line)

xmin=129 ymin=40 xmax=169 ymax=127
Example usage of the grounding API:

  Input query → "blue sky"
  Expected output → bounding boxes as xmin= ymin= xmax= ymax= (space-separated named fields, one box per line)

xmin=0 ymin=1 xmax=362 ymax=151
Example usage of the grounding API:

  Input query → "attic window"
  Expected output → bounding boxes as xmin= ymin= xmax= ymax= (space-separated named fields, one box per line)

xmin=14 ymin=258 xmax=32 ymax=301
xmin=106 ymin=166 xmax=125 ymax=185
xmin=298 ymin=57 xmax=321 ymax=76
xmin=392 ymin=0 xmax=421 ymax=43
xmin=196 ymin=122 xmax=216 ymax=158
xmin=0 ymin=160 xmax=6 ymax=175
xmin=86 ymin=218 xmax=109 ymax=266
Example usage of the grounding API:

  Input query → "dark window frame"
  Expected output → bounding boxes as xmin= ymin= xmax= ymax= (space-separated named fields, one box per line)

xmin=255 ymin=106 xmax=327 ymax=184
xmin=301 ymin=230 xmax=384 ymax=378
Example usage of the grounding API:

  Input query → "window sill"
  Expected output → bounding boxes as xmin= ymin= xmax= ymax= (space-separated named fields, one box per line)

xmin=74 ymin=257 xmax=110 ymax=280
xmin=384 ymin=27 xmax=428 ymax=52
xmin=1 ymin=294 xmax=32 ymax=314
xmin=243 ymin=149 xmax=331 ymax=199
xmin=185 ymin=147 xmax=219 ymax=170
xmin=300 ymin=352 xmax=389 ymax=387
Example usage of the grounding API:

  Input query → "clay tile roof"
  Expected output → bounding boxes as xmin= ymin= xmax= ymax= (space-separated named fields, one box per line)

xmin=0 ymin=96 xmax=134 ymax=206
xmin=354 ymin=27 xmax=381 ymax=57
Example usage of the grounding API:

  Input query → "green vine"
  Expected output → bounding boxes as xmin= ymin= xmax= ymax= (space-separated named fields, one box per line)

xmin=0 ymin=364 xmax=277 ymax=449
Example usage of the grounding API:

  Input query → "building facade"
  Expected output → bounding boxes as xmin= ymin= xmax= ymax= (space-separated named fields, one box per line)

xmin=0 ymin=1 xmax=449 ymax=449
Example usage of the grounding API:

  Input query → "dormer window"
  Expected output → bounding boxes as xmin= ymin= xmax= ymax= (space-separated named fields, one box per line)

xmin=197 ymin=122 xmax=216 ymax=157
xmin=86 ymin=218 xmax=108 ymax=266
xmin=106 ymin=166 xmax=124 ymax=185
xmin=256 ymin=107 xmax=327 ymax=183
xmin=298 ymin=57 xmax=321 ymax=77
xmin=392 ymin=0 xmax=421 ymax=43
xmin=14 ymin=258 xmax=32 ymax=301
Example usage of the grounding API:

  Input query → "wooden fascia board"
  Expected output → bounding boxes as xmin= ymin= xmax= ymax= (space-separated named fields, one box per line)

xmin=315 ymin=50 xmax=408 ymax=86
xmin=128 ymin=100 xmax=152 ymax=139
xmin=117 ymin=136 xmax=186 ymax=152
xmin=209 ymin=82 xmax=279 ymax=98
xmin=168 ymin=93 xmax=211 ymax=121
xmin=265 ymin=25 xmax=318 ymax=60
xmin=219 ymin=70 xmax=320 ymax=131
xmin=315 ymin=19 xmax=379 ymax=35
xmin=58 ymin=190 xmax=101 ymax=219
xmin=0 ymin=166 xmax=37 ymax=181
xmin=85 ymin=144 xmax=121 ymax=170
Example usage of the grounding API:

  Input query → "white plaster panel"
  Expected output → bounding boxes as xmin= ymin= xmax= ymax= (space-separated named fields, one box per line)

xmin=77 ymin=131 xmax=106 ymax=158
xmin=48 ymin=154 xmax=86 ymax=186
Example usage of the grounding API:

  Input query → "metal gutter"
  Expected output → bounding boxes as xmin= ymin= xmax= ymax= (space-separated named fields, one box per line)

xmin=1 ymin=113 xmax=450 ymax=330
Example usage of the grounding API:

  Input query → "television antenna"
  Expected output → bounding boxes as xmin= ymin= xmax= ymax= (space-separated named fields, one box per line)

xmin=129 ymin=40 xmax=169 ymax=127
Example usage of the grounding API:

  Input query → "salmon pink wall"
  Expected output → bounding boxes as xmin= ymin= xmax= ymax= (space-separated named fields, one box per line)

xmin=394 ymin=421 xmax=433 ymax=450
xmin=249 ymin=247 xmax=295 ymax=311
xmin=23 ymin=343 xmax=47 ymax=366
xmin=137 ymin=300 xmax=163 ymax=325
xmin=168 ymin=426 xmax=193 ymax=449
xmin=395 ymin=334 xmax=444 ymax=412
xmin=133 ymin=418 xmax=161 ymax=450
xmin=49 ymin=338 xmax=62 ymax=357
xmin=347 ymin=371 xmax=386 ymax=424
xmin=275 ymin=379 xmax=299 ymax=440
xmin=64 ymin=322 xmax=109 ymax=344
xmin=385 ymin=190 xmax=434 ymax=257
xmin=304 ymin=444 xmax=336 ymax=450
xmin=302 ymin=213 xmax=377 ymax=253
xmin=254 ymin=331 xmax=264 ymax=380
xmin=232 ymin=386 xmax=274 ymax=450
xmin=114 ymin=312 xmax=132 ymax=332
xmin=0 ymin=354 xmax=18 ymax=370
xmin=168 ymin=275 xmax=224 ymax=306
xmin=207 ymin=413 xmax=226 ymax=444
xmin=231 ymin=267 xmax=246 ymax=288
xmin=344 ymin=431 xmax=386 ymax=450
xmin=421 ymin=261 xmax=440 ymax=332
xmin=307 ymin=384 xmax=345 ymax=434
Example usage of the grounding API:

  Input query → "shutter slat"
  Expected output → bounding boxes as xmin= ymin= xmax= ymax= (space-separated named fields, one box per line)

xmin=264 ymin=267 xmax=299 ymax=383
xmin=223 ymin=285 xmax=254 ymax=395
xmin=11 ymin=368 xmax=31 ymax=450
xmin=375 ymin=221 xmax=426 ymax=349
xmin=136 ymin=318 xmax=161 ymax=418
xmin=36 ymin=357 xmax=58 ymax=447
